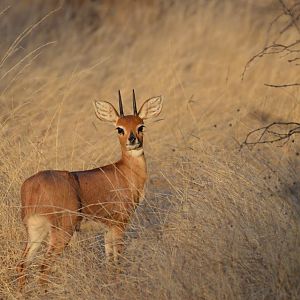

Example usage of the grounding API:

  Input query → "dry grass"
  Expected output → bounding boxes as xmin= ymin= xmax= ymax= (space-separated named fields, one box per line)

xmin=1 ymin=0 xmax=300 ymax=299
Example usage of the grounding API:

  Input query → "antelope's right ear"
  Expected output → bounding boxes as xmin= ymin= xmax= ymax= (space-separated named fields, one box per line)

xmin=94 ymin=101 xmax=119 ymax=122
xmin=138 ymin=96 xmax=163 ymax=119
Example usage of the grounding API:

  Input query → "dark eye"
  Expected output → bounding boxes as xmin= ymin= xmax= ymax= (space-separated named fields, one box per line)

xmin=116 ymin=127 xmax=124 ymax=135
xmin=137 ymin=125 xmax=145 ymax=133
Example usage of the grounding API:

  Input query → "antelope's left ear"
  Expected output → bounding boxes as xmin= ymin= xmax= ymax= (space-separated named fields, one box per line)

xmin=138 ymin=96 xmax=163 ymax=119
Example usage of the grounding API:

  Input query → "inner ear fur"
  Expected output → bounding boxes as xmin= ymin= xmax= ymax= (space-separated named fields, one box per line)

xmin=138 ymin=96 xmax=163 ymax=119
xmin=94 ymin=101 xmax=119 ymax=122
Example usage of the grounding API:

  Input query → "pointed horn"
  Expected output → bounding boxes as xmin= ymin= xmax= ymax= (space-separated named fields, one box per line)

xmin=118 ymin=90 xmax=124 ymax=116
xmin=133 ymin=89 xmax=138 ymax=115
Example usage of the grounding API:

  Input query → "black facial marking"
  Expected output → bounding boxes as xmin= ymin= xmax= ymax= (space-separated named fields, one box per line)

xmin=116 ymin=127 xmax=125 ymax=135
xmin=137 ymin=125 xmax=145 ymax=134
xmin=129 ymin=131 xmax=136 ymax=144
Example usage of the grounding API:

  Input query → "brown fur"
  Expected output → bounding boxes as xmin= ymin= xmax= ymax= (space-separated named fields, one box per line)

xmin=17 ymin=124 xmax=147 ymax=288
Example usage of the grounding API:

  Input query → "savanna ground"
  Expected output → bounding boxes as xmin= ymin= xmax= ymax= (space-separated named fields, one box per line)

xmin=1 ymin=0 xmax=300 ymax=299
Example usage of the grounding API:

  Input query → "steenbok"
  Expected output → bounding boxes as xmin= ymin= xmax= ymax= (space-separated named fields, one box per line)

xmin=17 ymin=90 xmax=163 ymax=289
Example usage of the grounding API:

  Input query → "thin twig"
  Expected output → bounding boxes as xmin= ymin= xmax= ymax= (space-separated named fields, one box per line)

xmin=264 ymin=82 xmax=300 ymax=87
xmin=241 ymin=122 xmax=300 ymax=148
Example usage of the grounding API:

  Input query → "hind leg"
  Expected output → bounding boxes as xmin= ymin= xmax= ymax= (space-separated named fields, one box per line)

xmin=17 ymin=216 xmax=50 ymax=291
xmin=39 ymin=226 xmax=74 ymax=287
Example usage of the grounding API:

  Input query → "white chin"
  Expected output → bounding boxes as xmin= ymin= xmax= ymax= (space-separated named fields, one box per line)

xmin=126 ymin=143 xmax=142 ymax=151
xmin=127 ymin=147 xmax=144 ymax=157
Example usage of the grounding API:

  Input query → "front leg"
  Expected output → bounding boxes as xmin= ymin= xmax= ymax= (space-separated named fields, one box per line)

xmin=105 ymin=226 xmax=125 ymax=263
xmin=104 ymin=229 xmax=114 ymax=263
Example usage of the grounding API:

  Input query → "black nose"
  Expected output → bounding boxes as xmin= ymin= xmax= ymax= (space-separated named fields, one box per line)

xmin=128 ymin=132 xmax=136 ymax=144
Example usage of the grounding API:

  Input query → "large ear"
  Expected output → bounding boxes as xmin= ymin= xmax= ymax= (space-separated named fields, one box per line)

xmin=138 ymin=96 xmax=163 ymax=119
xmin=94 ymin=101 xmax=119 ymax=122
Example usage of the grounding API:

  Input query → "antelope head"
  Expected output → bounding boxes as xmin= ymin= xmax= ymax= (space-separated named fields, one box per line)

xmin=94 ymin=90 xmax=163 ymax=157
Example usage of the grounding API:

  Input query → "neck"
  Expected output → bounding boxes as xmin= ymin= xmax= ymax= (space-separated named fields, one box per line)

xmin=120 ymin=147 xmax=146 ymax=168
xmin=120 ymin=147 xmax=147 ymax=180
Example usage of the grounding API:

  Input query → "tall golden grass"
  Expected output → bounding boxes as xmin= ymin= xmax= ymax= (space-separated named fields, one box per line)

xmin=1 ymin=0 xmax=300 ymax=298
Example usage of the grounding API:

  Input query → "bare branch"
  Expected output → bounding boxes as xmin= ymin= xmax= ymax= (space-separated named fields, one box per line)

xmin=264 ymin=82 xmax=300 ymax=87
xmin=288 ymin=57 xmax=300 ymax=62
xmin=242 ymin=40 xmax=300 ymax=80
xmin=242 ymin=0 xmax=300 ymax=80
xmin=278 ymin=0 xmax=300 ymax=34
xmin=241 ymin=1 xmax=300 ymax=149
xmin=241 ymin=122 xmax=300 ymax=149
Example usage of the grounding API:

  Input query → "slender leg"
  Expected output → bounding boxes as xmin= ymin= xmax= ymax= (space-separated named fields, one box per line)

xmin=110 ymin=226 xmax=125 ymax=263
xmin=17 ymin=216 xmax=50 ymax=291
xmin=39 ymin=226 xmax=73 ymax=287
xmin=17 ymin=243 xmax=30 ymax=291
xmin=104 ymin=229 xmax=114 ymax=263
xmin=104 ymin=226 xmax=125 ymax=263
